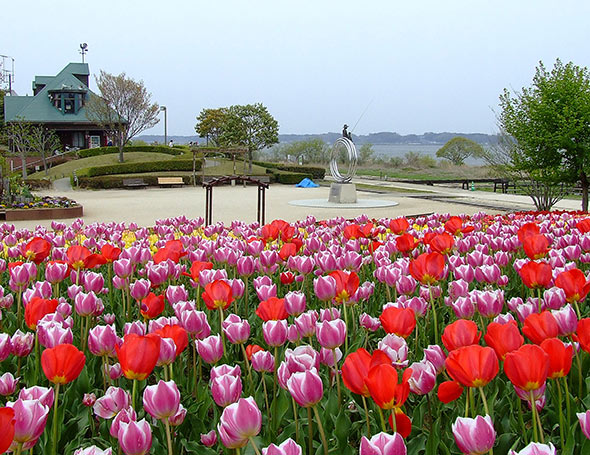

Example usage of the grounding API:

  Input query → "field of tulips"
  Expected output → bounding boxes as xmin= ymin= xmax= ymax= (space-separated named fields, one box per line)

xmin=1 ymin=211 xmax=590 ymax=455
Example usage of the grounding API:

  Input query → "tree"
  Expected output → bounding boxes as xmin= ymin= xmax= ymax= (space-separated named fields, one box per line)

xmin=85 ymin=71 xmax=160 ymax=163
xmin=219 ymin=104 xmax=279 ymax=174
xmin=195 ymin=108 xmax=228 ymax=146
xmin=28 ymin=126 xmax=61 ymax=176
xmin=436 ymin=137 xmax=485 ymax=165
xmin=2 ymin=119 xmax=32 ymax=178
xmin=498 ymin=59 xmax=590 ymax=210
xmin=358 ymin=143 xmax=375 ymax=165
xmin=270 ymin=138 xmax=328 ymax=164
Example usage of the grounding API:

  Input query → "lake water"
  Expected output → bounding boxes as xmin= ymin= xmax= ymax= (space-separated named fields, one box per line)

xmin=370 ymin=144 xmax=486 ymax=165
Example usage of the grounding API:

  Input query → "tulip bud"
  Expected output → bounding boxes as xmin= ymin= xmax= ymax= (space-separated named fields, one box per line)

xmin=19 ymin=385 xmax=54 ymax=407
xmin=251 ymin=350 xmax=275 ymax=373
xmin=94 ymin=387 xmax=131 ymax=419
xmin=143 ymin=380 xmax=181 ymax=420
xmin=262 ymin=438 xmax=303 ymax=455
xmin=201 ymin=430 xmax=218 ymax=447
xmin=578 ymin=410 xmax=590 ymax=440
xmin=452 ymin=414 xmax=496 ymax=455
xmin=217 ymin=397 xmax=262 ymax=449
xmin=83 ymin=393 xmax=97 ymax=407
xmin=118 ymin=419 xmax=152 ymax=455
xmin=0 ymin=372 xmax=19 ymax=396
xmin=196 ymin=335 xmax=224 ymax=364
xmin=284 ymin=291 xmax=306 ymax=316
xmin=211 ymin=374 xmax=243 ymax=407
xmin=263 ymin=320 xmax=288 ymax=347
xmin=287 ymin=368 xmax=323 ymax=407
xmin=315 ymin=319 xmax=346 ymax=350
xmin=359 ymin=432 xmax=406 ymax=455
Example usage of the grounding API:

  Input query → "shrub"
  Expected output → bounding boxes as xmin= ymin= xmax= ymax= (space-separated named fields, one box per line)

xmin=253 ymin=161 xmax=325 ymax=180
xmin=77 ymin=145 xmax=184 ymax=158
xmin=77 ymin=175 xmax=195 ymax=189
xmin=80 ymin=159 xmax=202 ymax=177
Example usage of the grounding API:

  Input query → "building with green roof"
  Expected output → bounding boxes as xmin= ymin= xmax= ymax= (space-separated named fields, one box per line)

xmin=3 ymin=62 xmax=109 ymax=149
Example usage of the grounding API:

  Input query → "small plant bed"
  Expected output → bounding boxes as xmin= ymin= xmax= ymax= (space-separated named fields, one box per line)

xmin=0 ymin=196 xmax=82 ymax=220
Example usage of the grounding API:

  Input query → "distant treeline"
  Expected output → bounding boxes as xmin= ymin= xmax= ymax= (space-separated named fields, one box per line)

xmin=137 ymin=131 xmax=498 ymax=146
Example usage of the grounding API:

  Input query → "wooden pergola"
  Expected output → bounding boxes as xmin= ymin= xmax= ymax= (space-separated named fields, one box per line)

xmin=190 ymin=147 xmax=249 ymax=184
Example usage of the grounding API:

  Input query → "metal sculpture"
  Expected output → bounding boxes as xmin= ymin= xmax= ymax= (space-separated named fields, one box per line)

xmin=330 ymin=137 xmax=358 ymax=183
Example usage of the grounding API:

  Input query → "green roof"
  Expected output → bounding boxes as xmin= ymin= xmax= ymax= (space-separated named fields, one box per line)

xmin=4 ymin=63 xmax=97 ymax=124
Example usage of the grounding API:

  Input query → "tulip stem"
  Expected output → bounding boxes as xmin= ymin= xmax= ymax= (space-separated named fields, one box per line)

xmin=536 ymin=288 xmax=542 ymax=313
xmin=556 ymin=379 xmax=565 ymax=450
xmin=248 ymin=437 xmax=261 ymax=455
xmin=390 ymin=409 xmax=397 ymax=433
xmin=429 ymin=286 xmax=438 ymax=342
xmin=164 ymin=418 xmax=174 ymax=455
xmin=132 ymin=379 xmax=138 ymax=411
xmin=377 ymin=407 xmax=387 ymax=432
xmin=529 ymin=390 xmax=544 ymax=443
xmin=218 ymin=307 xmax=226 ymax=356
xmin=361 ymin=395 xmax=371 ymax=435
xmin=15 ymin=442 xmax=22 ymax=455
xmin=307 ymin=407 xmax=313 ymax=455
xmin=51 ymin=383 xmax=60 ymax=455
xmin=16 ymin=290 xmax=22 ymax=329
xmin=563 ymin=377 xmax=571 ymax=424
xmin=312 ymin=405 xmax=329 ymax=455
xmin=261 ymin=373 xmax=270 ymax=418
xmin=34 ymin=332 xmax=40 ymax=382
xmin=573 ymin=301 xmax=581 ymax=319
xmin=240 ymin=344 xmax=254 ymax=393
xmin=273 ymin=346 xmax=279 ymax=433
xmin=332 ymin=348 xmax=341 ymax=409
xmin=469 ymin=387 xmax=475 ymax=418
xmin=516 ymin=396 xmax=528 ymax=445
xmin=478 ymin=387 xmax=490 ymax=417
xmin=292 ymin=396 xmax=300 ymax=446
xmin=569 ymin=334 xmax=583 ymax=397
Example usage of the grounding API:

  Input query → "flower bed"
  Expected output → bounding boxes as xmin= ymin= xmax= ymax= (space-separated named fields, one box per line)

xmin=0 ymin=212 xmax=589 ymax=454
xmin=0 ymin=196 xmax=82 ymax=221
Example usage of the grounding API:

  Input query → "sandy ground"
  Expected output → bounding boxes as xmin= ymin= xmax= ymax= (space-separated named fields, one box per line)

xmin=8 ymin=178 xmax=582 ymax=230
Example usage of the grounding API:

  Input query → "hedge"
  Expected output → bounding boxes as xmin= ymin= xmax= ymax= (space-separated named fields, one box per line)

xmin=76 ymin=175 xmax=196 ymax=189
xmin=77 ymin=145 xmax=185 ymax=158
xmin=79 ymin=159 xmax=202 ymax=178
xmin=253 ymin=161 xmax=325 ymax=180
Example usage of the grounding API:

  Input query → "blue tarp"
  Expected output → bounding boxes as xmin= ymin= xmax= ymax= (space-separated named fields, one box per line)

xmin=296 ymin=178 xmax=319 ymax=188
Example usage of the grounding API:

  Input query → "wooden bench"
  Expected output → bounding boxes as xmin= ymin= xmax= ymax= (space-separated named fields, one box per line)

xmin=157 ymin=177 xmax=184 ymax=187
xmin=122 ymin=178 xmax=148 ymax=189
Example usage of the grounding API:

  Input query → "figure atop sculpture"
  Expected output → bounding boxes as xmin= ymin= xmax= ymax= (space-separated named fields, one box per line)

xmin=342 ymin=124 xmax=353 ymax=141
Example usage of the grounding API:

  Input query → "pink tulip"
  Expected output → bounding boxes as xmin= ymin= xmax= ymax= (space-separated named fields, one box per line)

xmin=551 ymin=304 xmax=578 ymax=336
xmin=448 ymin=279 xmax=470 ymax=299
xmin=217 ymin=397 xmax=262 ymax=449
xmin=201 ymin=430 xmax=218 ymax=447
xmin=0 ymin=372 xmax=19 ymax=396
xmin=578 ymin=410 xmax=590 ymax=440
xmin=454 ymin=265 xmax=475 ymax=283
xmin=262 ymin=438 xmax=303 ymax=455
xmin=0 ymin=333 xmax=13 ymax=361
xmin=88 ymin=325 xmax=121 ymax=357
xmin=84 ymin=272 xmax=106 ymax=294
xmin=9 ymin=263 xmax=37 ymax=290
xmin=6 ymin=398 xmax=50 ymax=451
xmin=109 ymin=363 xmax=123 ymax=380
xmin=156 ymin=337 xmax=178 ymax=366
xmin=315 ymin=319 xmax=346 ymax=349
xmin=82 ymin=393 xmax=97 ymax=407
xmin=251 ymin=350 xmax=275 ymax=373
xmin=396 ymin=275 xmax=417 ymax=296
xmin=210 ymin=364 xmax=242 ymax=381
xmin=508 ymin=442 xmax=556 ymax=455
xmin=37 ymin=320 xmax=73 ymax=348
xmin=45 ymin=261 xmax=69 ymax=284
xmin=146 ymin=264 xmax=168 ymax=287
xmin=109 ymin=407 xmax=137 ymax=438
xmin=197 ymin=335 xmax=224 ymax=364
xmin=285 ymin=345 xmax=320 ymax=373
xmin=113 ymin=258 xmax=133 ymax=278
xmin=493 ymin=313 xmax=516 ymax=325
xmin=294 ymin=311 xmax=318 ymax=338
xmin=287 ymin=368 xmax=323 ymax=407
xmin=75 ymin=291 xmax=101 ymax=317
xmin=222 ymin=314 xmax=250 ymax=345
xmin=359 ymin=432 xmax=407 ymax=455
xmin=74 ymin=446 xmax=113 ymax=455
xmin=256 ymin=284 xmax=277 ymax=301
xmin=129 ymin=279 xmax=151 ymax=301
xmin=474 ymin=290 xmax=504 ymax=318
xmin=263 ymin=320 xmax=288 ymax=347
xmin=165 ymin=285 xmax=188 ymax=305
xmin=11 ymin=330 xmax=34 ymax=357
xmin=423 ymin=345 xmax=446 ymax=374
xmin=452 ymin=414 xmax=496 ymax=455
xmin=313 ymin=275 xmax=337 ymax=301
xmin=211 ymin=374 xmax=243 ymax=407
xmin=143 ymin=380 xmax=181 ymax=420
xmin=284 ymin=291 xmax=306 ymax=316
xmin=180 ymin=310 xmax=211 ymax=339
xmin=94 ymin=387 xmax=131 ymax=419
xmin=118 ymin=419 xmax=152 ymax=455
xmin=451 ymin=296 xmax=476 ymax=319
xmin=68 ymin=284 xmax=84 ymax=300
xmin=168 ymin=404 xmax=187 ymax=426
xmin=124 ymin=321 xmax=147 ymax=336
xmin=229 ymin=279 xmax=245 ymax=299
xmin=236 ymin=256 xmax=255 ymax=276
xmin=359 ymin=313 xmax=381 ymax=331
xmin=319 ymin=347 xmax=342 ymax=367
xmin=319 ymin=307 xmax=340 ymax=321
xmin=408 ymin=360 xmax=437 ymax=395
xmin=19 ymin=386 xmax=54 ymax=407
xmin=23 ymin=281 xmax=52 ymax=305
xmin=378 ymin=334 xmax=408 ymax=368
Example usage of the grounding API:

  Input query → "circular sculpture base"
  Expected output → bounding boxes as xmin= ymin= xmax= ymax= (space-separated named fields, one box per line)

xmin=288 ymin=199 xmax=398 ymax=209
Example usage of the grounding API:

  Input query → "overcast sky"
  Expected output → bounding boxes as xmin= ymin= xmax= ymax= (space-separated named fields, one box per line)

xmin=3 ymin=0 xmax=590 ymax=137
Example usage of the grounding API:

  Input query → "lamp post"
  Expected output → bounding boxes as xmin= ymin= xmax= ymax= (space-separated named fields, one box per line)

xmin=160 ymin=106 xmax=167 ymax=145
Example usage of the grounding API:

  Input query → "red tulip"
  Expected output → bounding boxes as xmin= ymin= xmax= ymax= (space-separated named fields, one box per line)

xmin=428 ymin=233 xmax=455 ymax=255
xmin=140 ymin=292 xmax=165 ymax=320
xmin=409 ymin=252 xmax=445 ymax=285
xmin=379 ymin=307 xmax=416 ymax=338
xmin=555 ymin=269 xmax=590 ymax=304
xmin=329 ymin=270 xmax=360 ymax=305
xmin=0 ymin=406 xmax=15 ymax=454
xmin=101 ymin=244 xmax=122 ymax=263
xmin=66 ymin=245 xmax=106 ymax=271
xmin=441 ymin=319 xmax=481 ymax=352
xmin=522 ymin=234 xmax=550 ymax=260
xmin=185 ymin=261 xmax=214 ymax=281
xmin=577 ymin=318 xmax=590 ymax=353
xmin=153 ymin=324 xmax=188 ymax=356
xmin=365 ymin=364 xmax=411 ymax=410
xmin=23 ymin=237 xmax=51 ymax=264
xmin=518 ymin=261 xmax=552 ymax=289
xmin=24 ymin=297 xmax=59 ymax=330
xmin=256 ymin=297 xmax=288 ymax=321
xmin=389 ymin=218 xmax=410 ymax=235
xmin=504 ymin=344 xmax=549 ymax=392
xmin=517 ymin=222 xmax=540 ymax=243
xmin=41 ymin=344 xmax=86 ymax=385
xmin=522 ymin=311 xmax=559 ymax=344
xmin=388 ymin=409 xmax=412 ymax=438
xmin=540 ymin=338 xmax=573 ymax=379
xmin=576 ymin=219 xmax=590 ymax=233
xmin=153 ymin=239 xmax=185 ymax=264
xmin=445 ymin=345 xmax=499 ymax=388
xmin=341 ymin=348 xmax=372 ymax=397
xmin=278 ymin=242 xmax=298 ymax=261
xmin=245 ymin=344 xmax=264 ymax=361
xmin=202 ymin=280 xmax=234 ymax=310
xmin=437 ymin=380 xmax=464 ymax=403
xmin=395 ymin=234 xmax=420 ymax=255
xmin=484 ymin=321 xmax=524 ymax=360
xmin=445 ymin=216 xmax=474 ymax=236
xmin=116 ymin=334 xmax=161 ymax=381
